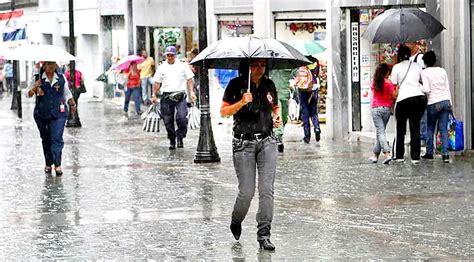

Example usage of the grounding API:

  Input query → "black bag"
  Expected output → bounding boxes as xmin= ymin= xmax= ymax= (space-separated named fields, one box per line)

xmin=167 ymin=91 xmax=185 ymax=102
xmin=78 ymin=80 xmax=87 ymax=93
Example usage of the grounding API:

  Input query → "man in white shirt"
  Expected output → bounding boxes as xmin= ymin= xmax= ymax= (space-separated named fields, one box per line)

xmin=152 ymin=46 xmax=196 ymax=150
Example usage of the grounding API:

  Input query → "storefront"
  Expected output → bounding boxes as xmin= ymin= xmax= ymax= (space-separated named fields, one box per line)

xmin=329 ymin=0 xmax=472 ymax=151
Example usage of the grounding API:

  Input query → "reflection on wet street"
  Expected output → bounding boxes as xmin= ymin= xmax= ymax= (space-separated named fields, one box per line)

xmin=0 ymin=98 xmax=473 ymax=259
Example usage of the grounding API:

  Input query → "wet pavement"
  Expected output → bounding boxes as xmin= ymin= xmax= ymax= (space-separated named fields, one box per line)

xmin=0 ymin=94 xmax=473 ymax=260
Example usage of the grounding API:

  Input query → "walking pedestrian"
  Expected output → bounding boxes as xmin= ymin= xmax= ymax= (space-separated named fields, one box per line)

xmin=26 ymin=61 xmax=76 ymax=176
xmin=390 ymin=45 xmax=427 ymax=164
xmin=221 ymin=59 xmax=281 ymax=251
xmin=269 ymin=68 xmax=292 ymax=152
xmin=420 ymin=51 xmax=453 ymax=163
xmin=151 ymin=46 xmax=196 ymax=150
xmin=0 ymin=66 xmax=4 ymax=98
xmin=138 ymin=49 xmax=155 ymax=105
xmin=65 ymin=65 xmax=84 ymax=127
xmin=4 ymin=60 xmax=13 ymax=93
xmin=123 ymin=62 xmax=142 ymax=117
xmin=368 ymin=63 xmax=395 ymax=164
xmin=406 ymin=41 xmax=428 ymax=145
xmin=290 ymin=65 xmax=320 ymax=144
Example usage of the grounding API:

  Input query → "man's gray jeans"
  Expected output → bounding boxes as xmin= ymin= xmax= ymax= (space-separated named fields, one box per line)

xmin=231 ymin=135 xmax=277 ymax=240
xmin=371 ymin=106 xmax=392 ymax=155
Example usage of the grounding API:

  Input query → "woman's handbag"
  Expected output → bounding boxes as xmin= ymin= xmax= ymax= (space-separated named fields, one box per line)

xmin=78 ymin=80 xmax=87 ymax=93
xmin=288 ymin=90 xmax=300 ymax=121
xmin=436 ymin=112 xmax=464 ymax=152
xmin=142 ymin=104 xmax=161 ymax=133
xmin=187 ymin=104 xmax=201 ymax=130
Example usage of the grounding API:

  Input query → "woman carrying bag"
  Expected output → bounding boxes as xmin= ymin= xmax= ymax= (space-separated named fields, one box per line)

xmin=420 ymin=51 xmax=453 ymax=163
xmin=390 ymin=45 xmax=427 ymax=164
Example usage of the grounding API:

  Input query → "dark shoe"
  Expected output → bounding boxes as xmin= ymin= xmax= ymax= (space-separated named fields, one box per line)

xmin=177 ymin=138 xmax=183 ymax=148
xmin=55 ymin=168 xmax=63 ymax=176
xmin=169 ymin=139 xmax=176 ymax=150
xmin=258 ymin=239 xmax=275 ymax=251
xmin=230 ymin=221 xmax=242 ymax=240
xmin=44 ymin=166 xmax=52 ymax=174
xmin=442 ymin=155 xmax=450 ymax=163
xmin=277 ymin=143 xmax=284 ymax=153
xmin=315 ymin=130 xmax=321 ymax=142
xmin=303 ymin=138 xmax=310 ymax=144
xmin=421 ymin=153 xmax=434 ymax=160
xmin=135 ymin=110 xmax=143 ymax=116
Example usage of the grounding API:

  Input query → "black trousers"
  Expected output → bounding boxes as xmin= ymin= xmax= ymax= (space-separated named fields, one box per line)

xmin=394 ymin=95 xmax=427 ymax=160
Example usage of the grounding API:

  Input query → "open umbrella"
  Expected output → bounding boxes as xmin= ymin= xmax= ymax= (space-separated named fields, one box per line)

xmin=0 ymin=44 xmax=79 ymax=62
xmin=286 ymin=39 xmax=326 ymax=56
xmin=116 ymin=55 xmax=145 ymax=71
xmin=190 ymin=36 xmax=310 ymax=70
xmin=362 ymin=8 xmax=445 ymax=43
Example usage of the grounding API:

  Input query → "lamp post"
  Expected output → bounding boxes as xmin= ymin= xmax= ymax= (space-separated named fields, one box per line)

xmin=194 ymin=0 xmax=220 ymax=163
xmin=66 ymin=0 xmax=81 ymax=127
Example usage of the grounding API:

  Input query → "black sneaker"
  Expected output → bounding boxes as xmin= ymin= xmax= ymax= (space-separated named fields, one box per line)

xmin=315 ymin=130 xmax=321 ymax=142
xmin=421 ymin=153 xmax=434 ymax=160
xmin=177 ymin=138 xmax=184 ymax=148
xmin=258 ymin=239 xmax=275 ymax=251
xmin=230 ymin=221 xmax=242 ymax=240
xmin=442 ymin=155 xmax=450 ymax=163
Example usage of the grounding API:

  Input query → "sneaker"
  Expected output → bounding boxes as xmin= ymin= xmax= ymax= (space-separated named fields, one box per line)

xmin=421 ymin=153 xmax=434 ymax=160
xmin=442 ymin=155 xmax=450 ymax=163
xmin=382 ymin=156 xmax=392 ymax=165
xmin=394 ymin=158 xmax=405 ymax=163
xmin=368 ymin=156 xmax=378 ymax=163
xmin=303 ymin=138 xmax=310 ymax=144
xmin=169 ymin=139 xmax=176 ymax=150
xmin=315 ymin=130 xmax=321 ymax=142
xmin=411 ymin=159 xmax=420 ymax=164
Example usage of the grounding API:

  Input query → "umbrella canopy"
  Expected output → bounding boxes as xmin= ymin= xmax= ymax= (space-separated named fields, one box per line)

xmin=286 ymin=39 xmax=326 ymax=56
xmin=116 ymin=55 xmax=145 ymax=71
xmin=190 ymin=36 xmax=311 ymax=69
xmin=0 ymin=44 xmax=78 ymax=62
xmin=362 ymin=8 xmax=445 ymax=43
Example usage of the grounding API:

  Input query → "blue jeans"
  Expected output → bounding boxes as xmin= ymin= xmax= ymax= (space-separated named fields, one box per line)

xmin=34 ymin=117 xmax=67 ymax=167
xmin=299 ymin=90 xmax=320 ymax=142
xmin=371 ymin=106 xmax=391 ymax=155
xmin=420 ymin=110 xmax=427 ymax=141
xmin=231 ymin=136 xmax=277 ymax=240
xmin=123 ymin=87 xmax=141 ymax=113
xmin=160 ymin=94 xmax=188 ymax=140
xmin=426 ymin=100 xmax=451 ymax=156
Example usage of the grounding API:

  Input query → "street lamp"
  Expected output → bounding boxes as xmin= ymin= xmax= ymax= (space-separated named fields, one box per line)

xmin=194 ymin=0 xmax=220 ymax=163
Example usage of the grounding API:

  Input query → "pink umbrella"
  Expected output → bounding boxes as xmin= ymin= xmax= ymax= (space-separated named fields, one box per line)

xmin=116 ymin=55 xmax=145 ymax=71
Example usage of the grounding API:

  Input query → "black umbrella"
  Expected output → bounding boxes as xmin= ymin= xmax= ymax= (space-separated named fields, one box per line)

xmin=190 ymin=36 xmax=311 ymax=69
xmin=362 ymin=8 xmax=445 ymax=43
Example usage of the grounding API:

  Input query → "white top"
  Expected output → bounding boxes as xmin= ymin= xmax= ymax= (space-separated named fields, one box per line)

xmin=153 ymin=60 xmax=194 ymax=93
xmin=420 ymin=67 xmax=452 ymax=105
xmin=410 ymin=53 xmax=425 ymax=69
xmin=390 ymin=60 xmax=424 ymax=103
xmin=25 ymin=72 xmax=72 ymax=101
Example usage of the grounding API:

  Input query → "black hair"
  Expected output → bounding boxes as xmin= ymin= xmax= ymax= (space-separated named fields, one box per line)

xmin=191 ymin=48 xmax=199 ymax=56
xmin=397 ymin=45 xmax=411 ymax=62
xmin=373 ymin=63 xmax=390 ymax=92
xmin=422 ymin=50 xmax=437 ymax=67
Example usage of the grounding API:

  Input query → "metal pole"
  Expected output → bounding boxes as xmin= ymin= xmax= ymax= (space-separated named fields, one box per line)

xmin=194 ymin=0 xmax=220 ymax=163
xmin=66 ymin=0 xmax=81 ymax=127
xmin=127 ymin=0 xmax=134 ymax=54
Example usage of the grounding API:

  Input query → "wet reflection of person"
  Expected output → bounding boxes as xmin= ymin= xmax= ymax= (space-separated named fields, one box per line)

xmin=36 ymin=176 xmax=72 ymax=256
xmin=221 ymin=59 xmax=281 ymax=251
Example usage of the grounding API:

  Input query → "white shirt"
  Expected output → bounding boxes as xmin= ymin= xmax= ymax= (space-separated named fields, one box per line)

xmin=420 ymin=67 xmax=452 ymax=105
xmin=153 ymin=60 xmax=194 ymax=93
xmin=390 ymin=60 xmax=424 ymax=103
xmin=410 ymin=53 xmax=425 ymax=69
xmin=26 ymin=72 xmax=73 ymax=101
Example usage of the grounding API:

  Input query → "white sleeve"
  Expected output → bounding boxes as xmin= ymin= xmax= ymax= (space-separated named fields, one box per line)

xmin=184 ymin=63 xmax=194 ymax=80
xmin=390 ymin=65 xmax=399 ymax=85
xmin=63 ymin=75 xmax=73 ymax=101
xmin=153 ymin=66 xmax=162 ymax=83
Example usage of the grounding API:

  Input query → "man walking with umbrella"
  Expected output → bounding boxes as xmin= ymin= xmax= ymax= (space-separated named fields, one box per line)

xmin=152 ymin=46 xmax=196 ymax=150
xmin=221 ymin=59 xmax=281 ymax=250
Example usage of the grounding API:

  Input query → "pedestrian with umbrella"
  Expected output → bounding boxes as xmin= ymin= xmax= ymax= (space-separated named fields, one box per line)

xmin=122 ymin=61 xmax=143 ymax=117
xmin=191 ymin=36 xmax=310 ymax=251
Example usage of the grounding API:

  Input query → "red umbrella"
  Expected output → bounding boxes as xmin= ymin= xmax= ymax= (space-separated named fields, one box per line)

xmin=116 ymin=55 xmax=145 ymax=71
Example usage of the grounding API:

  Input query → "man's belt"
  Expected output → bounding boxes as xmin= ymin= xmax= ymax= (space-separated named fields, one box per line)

xmin=234 ymin=132 xmax=270 ymax=141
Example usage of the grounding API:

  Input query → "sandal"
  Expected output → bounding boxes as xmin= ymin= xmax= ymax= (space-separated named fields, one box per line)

xmin=44 ymin=166 xmax=52 ymax=174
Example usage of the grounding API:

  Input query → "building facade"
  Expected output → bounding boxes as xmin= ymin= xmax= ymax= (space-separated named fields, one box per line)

xmin=328 ymin=0 xmax=473 ymax=151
